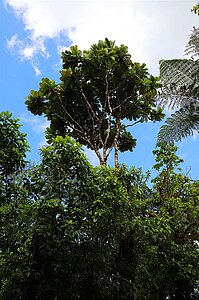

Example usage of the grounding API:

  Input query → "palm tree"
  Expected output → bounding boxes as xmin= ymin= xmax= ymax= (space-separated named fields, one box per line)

xmin=157 ymin=22 xmax=199 ymax=144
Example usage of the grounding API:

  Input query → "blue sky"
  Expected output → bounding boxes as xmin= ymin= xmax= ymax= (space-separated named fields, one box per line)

xmin=1 ymin=0 xmax=199 ymax=180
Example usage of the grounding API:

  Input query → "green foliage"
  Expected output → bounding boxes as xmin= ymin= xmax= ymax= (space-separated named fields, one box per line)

xmin=148 ymin=144 xmax=199 ymax=299
xmin=26 ymin=38 xmax=163 ymax=167
xmin=0 ymin=111 xmax=29 ymax=177
xmin=0 ymin=112 xmax=31 ymax=298
xmin=192 ymin=4 xmax=199 ymax=15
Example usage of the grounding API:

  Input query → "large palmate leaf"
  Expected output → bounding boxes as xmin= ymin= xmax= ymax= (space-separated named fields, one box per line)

xmin=157 ymin=107 xmax=199 ymax=144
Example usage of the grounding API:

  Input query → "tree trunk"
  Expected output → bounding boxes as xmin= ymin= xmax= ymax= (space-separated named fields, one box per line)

xmin=114 ymin=117 xmax=121 ymax=169
xmin=114 ymin=142 xmax=119 ymax=169
xmin=94 ymin=148 xmax=106 ymax=166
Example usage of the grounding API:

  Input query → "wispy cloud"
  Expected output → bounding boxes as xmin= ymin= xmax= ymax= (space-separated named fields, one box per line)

xmin=19 ymin=113 xmax=49 ymax=149
xmin=6 ymin=33 xmax=48 ymax=75
xmin=20 ymin=113 xmax=49 ymax=134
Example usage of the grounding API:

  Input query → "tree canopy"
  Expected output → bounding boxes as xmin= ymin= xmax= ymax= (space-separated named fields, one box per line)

xmin=26 ymin=39 xmax=163 ymax=168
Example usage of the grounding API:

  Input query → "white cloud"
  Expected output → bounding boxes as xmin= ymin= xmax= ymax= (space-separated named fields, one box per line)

xmin=7 ymin=33 xmax=19 ymax=48
xmin=6 ymin=33 xmax=48 ymax=75
xmin=32 ymin=64 xmax=41 ymax=76
xmin=20 ymin=113 xmax=49 ymax=134
xmin=19 ymin=113 xmax=50 ymax=149
xmin=4 ymin=0 xmax=198 ymax=74
xmin=38 ymin=136 xmax=48 ymax=149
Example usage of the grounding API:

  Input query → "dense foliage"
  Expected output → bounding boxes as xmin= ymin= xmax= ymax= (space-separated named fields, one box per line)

xmin=0 ymin=112 xmax=198 ymax=300
xmin=26 ymin=39 xmax=163 ymax=167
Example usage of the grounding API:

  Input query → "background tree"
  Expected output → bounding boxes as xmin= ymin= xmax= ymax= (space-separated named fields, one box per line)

xmin=123 ymin=143 xmax=199 ymax=300
xmin=157 ymin=6 xmax=199 ymax=143
xmin=0 ymin=112 xmax=30 ymax=298
xmin=0 ymin=111 xmax=28 ymax=180
xmin=147 ymin=143 xmax=199 ymax=299
xmin=26 ymin=39 xmax=163 ymax=168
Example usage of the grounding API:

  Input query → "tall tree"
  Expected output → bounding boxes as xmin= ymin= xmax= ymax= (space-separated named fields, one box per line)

xmin=26 ymin=39 xmax=163 ymax=168
xmin=157 ymin=7 xmax=199 ymax=143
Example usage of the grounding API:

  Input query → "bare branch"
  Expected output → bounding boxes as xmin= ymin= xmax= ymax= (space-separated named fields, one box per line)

xmin=112 ymin=93 xmax=135 ymax=111
xmin=104 ymin=71 xmax=113 ymax=148
xmin=79 ymin=83 xmax=100 ymax=122
xmin=57 ymin=96 xmax=94 ymax=149
xmin=125 ymin=119 xmax=142 ymax=128
xmin=74 ymin=76 xmax=100 ymax=151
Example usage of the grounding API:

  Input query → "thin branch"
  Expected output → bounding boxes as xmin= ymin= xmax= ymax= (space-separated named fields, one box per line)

xmin=58 ymin=95 xmax=85 ymax=134
xmin=112 ymin=93 xmax=135 ymax=111
xmin=124 ymin=119 xmax=142 ymax=128
xmin=104 ymin=71 xmax=113 ymax=148
xmin=57 ymin=96 xmax=94 ymax=149
xmin=97 ymin=72 xmax=110 ymax=149
xmin=109 ymin=79 xmax=125 ymax=93
xmin=76 ymin=78 xmax=99 ymax=151
xmin=79 ymin=83 xmax=100 ymax=122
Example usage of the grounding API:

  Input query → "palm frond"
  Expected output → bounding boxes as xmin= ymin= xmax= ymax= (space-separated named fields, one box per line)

xmin=157 ymin=108 xmax=199 ymax=144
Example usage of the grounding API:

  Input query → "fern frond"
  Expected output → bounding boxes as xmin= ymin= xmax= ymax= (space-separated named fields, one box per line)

xmin=158 ymin=59 xmax=199 ymax=109
xmin=157 ymin=26 xmax=199 ymax=143
xmin=160 ymin=59 xmax=199 ymax=87
xmin=157 ymin=108 xmax=199 ymax=144
xmin=185 ymin=27 xmax=199 ymax=58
